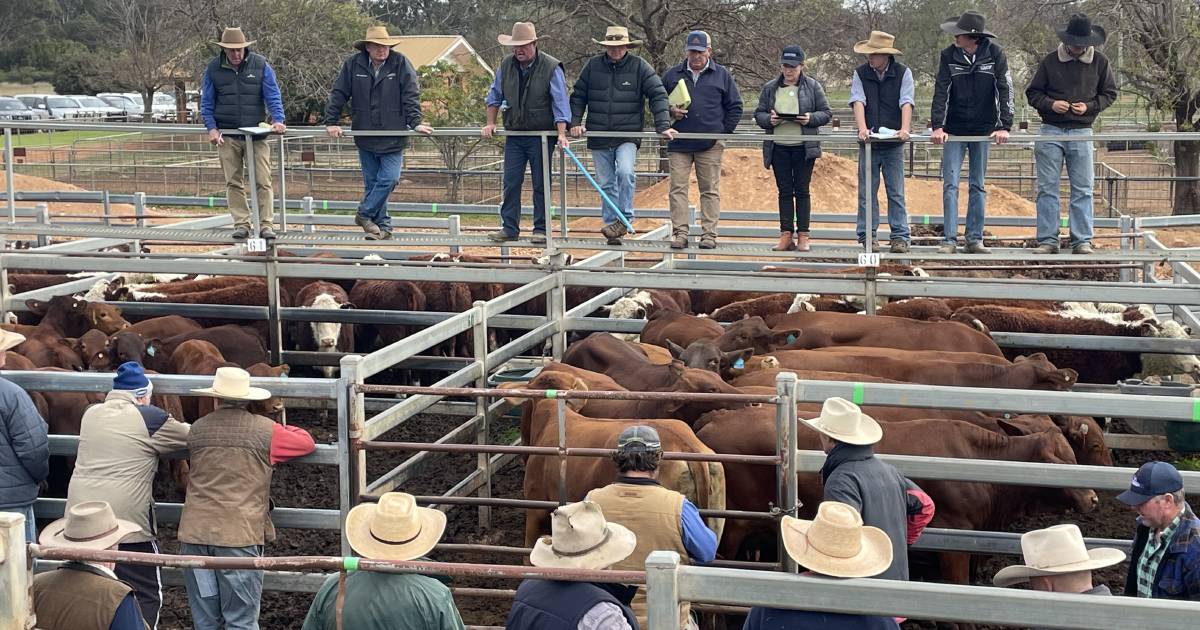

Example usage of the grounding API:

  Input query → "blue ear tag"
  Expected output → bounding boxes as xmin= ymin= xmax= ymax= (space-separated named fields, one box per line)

xmin=786 ymin=333 xmax=797 ymax=344
xmin=146 ymin=345 xmax=156 ymax=357
xmin=733 ymin=358 xmax=745 ymax=369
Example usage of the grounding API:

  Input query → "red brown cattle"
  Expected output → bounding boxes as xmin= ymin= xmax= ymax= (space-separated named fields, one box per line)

xmin=709 ymin=293 xmax=795 ymax=322
xmin=754 ymin=349 xmax=1076 ymax=390
xmin=664 ymin=317 xmax=802 ymax=378
xmin=112 ymin=275 xmax=245 ymax=299
xmin=125 ymin=315 xmax=204 ymax=341
xmin=148 ymin=325 xmax=269 ymax=369
xmin=688 ymin=290 xmax=776 ymax=316
xmin=294 ymin=281 xmax=354 ymax=377
xmin=766 ymin=310 xmax=1004 ymax=356
xmin=171 ymin=340 xmax=238 ymax=421
xmin=16 ymin=337 xmax=84 ymax=371
xmin=601 ymin=290 xmax=692 ymax=320
xmin=119 ymin=280 xmax=284 ymax=309
xmin=25 ymin=296 xmax=129 ymax=338
xmin=414 ymin=280 xmax=473 ymax=356
xmin=75 ymin=329 xmax=112 ymax=370
xmin=638 ymin=310 xmax=724 ymax=348
xmin=8 ymin=273 xmax=76 ymax=294
xmin=876 ymin=298 xmax=955 ymax=321
xmin=348 ymin=279 xmax=427 ymax=352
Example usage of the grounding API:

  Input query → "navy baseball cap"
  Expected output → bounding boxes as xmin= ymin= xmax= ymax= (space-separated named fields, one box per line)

xmin=780 ymin=45 xmax=806 ymax=66
xmin=1117 ymin=461 xmax=1184 ymax=506
xmin=685 ymin=31 xmax=711 ymax=52
xmin=617 ymin=425 xmax=662 ymax=451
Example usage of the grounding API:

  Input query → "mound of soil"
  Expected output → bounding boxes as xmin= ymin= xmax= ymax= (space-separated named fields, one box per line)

xmin=0 ymin=172 xmax=136 ymax=217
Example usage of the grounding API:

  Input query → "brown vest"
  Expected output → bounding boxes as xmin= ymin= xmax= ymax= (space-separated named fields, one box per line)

xmin=33 ymin=563 xmax=148 ymax=630
xmin=178 ymin=407 xmax=276 ymax=547
xmin=586 ymin=481 xmax=691 ymax=629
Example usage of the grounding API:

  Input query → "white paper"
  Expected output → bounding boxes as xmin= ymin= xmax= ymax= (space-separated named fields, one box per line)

xmin=237 ymin=126 xmax=272 ymax=136
xmin=869 ymin=126 xmax=899 ymax=140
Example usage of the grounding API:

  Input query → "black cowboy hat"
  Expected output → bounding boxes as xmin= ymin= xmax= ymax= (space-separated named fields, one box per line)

xmin=941 ymin=11 xmax=995 ymax=39
xmin=1057 ymin=14 xmax=1106 ymax=47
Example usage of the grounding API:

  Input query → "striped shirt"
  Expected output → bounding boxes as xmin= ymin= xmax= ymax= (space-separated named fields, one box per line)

xmin=1136 ymin=513 xmax=1183 ymax=597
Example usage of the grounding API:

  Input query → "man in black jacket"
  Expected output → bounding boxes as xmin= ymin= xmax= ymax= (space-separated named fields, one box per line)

xmin=1026 ymin=14 xmax=1117 ymax=255
xmin=930 ymin=12 xmax=1013 ymax=254
xmin=325 ymin=26 xmax=432 ymax=240
xmin=570 ymin=26 xmax=675 ymax=245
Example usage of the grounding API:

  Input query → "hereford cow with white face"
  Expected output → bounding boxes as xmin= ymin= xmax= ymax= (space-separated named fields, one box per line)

xmin=294 ymin=281 xmax=354 ymax=376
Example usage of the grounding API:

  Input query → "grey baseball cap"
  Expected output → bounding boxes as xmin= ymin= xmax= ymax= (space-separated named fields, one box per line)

xmin=617 ymin=425 xmax=662 ymax=451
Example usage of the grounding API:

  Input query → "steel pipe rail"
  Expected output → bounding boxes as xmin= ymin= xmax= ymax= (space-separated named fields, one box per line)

xmin=355 ymin=384 xmax=780 ymax=404
xmin=357 ymin=440 xmax=782 ymax=466
xmin=34 ymin=497 xmax=339 ymax=530
xmin=46 ymin=434 xmax=339 ymax=466
xmin=0 ymin=370 xmax=335 ymax=398
xmin=356 ymin=494 xmax=776 ymax=522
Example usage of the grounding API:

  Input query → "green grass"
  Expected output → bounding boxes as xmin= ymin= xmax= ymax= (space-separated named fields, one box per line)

xmin=1176 ymin=456 xmax=1200 ymax=472
xmin=12 ymin=130 xmax=131 ymax=148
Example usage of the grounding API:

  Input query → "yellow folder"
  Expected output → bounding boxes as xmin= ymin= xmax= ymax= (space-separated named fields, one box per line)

xmin=668 ymin=79 xmax=691 ymax=109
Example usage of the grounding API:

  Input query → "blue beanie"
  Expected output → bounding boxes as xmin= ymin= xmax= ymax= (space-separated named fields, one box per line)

xmin=113 ymin=361 xmax=152 ymax=396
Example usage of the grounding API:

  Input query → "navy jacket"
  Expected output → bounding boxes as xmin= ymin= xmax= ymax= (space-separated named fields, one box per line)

xmin=660 ymin=60 xmax=742 ymax=153
xmin=0 ymin=377 xmax=49 ymax=509
xmin=1126 ymin=503 xmax=1200 ymax=600
xmin=743 ymin=607 xmax=899 ymax=630
xmin=507 ymin=579 xmax=638 ymax=629
xmin=930 ymin=37 xmax=1014 ymax=135
xmin=324 ymin=50 xmax=423 ymax=154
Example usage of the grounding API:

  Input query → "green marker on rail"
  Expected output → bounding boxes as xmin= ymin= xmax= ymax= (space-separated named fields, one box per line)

xmin=852 ymin=382 xmax=865 ymax=405
xmin=431 ymin=203 xmax=438 ymax=214
xmin=343 ymin=557 xmax=359 ymax=572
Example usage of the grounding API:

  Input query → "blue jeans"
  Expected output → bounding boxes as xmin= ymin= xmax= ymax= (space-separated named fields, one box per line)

xmin=592 ymin=142 xmax=638 ymax=224
xmin=499 ymin=136 xmax=553 ymax=237
xmin=182 ymin=543 xmax=264 ymax=630
xmin=1035 ymin=124 xmax=1095 ymax=247
xmin=357 ymin=149 xmax=404 ymax=232
xmin=941 ymin=140 xmax=991 ymax=245
xmin=7 ymin=504 xmax=36 ymax=542
xmin=857 ymin=143 xmax=909 ymax=243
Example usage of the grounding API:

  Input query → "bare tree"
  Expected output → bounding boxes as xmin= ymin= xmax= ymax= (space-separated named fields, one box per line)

xmin=96 ymin=0 xmax=195 ymax=116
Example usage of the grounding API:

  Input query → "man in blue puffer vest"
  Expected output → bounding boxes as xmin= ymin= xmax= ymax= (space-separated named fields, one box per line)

xmin=0 ymin=329 xmax=49 ymax=542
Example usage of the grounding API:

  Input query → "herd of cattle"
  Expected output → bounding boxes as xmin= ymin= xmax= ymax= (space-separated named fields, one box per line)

xmin=4 ymin=253 xmax=1200 ymax=583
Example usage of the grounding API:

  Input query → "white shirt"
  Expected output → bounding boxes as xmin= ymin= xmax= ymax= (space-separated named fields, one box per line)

xmin=579 ymin=601 xmax=634 ymax=630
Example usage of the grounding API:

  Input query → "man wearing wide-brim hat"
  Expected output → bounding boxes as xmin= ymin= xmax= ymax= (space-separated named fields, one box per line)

xmin=994 ymin=523 xmax=1124 ymax=614
xmin=570 ymin=26 xmax=677 ymax=246
xmin=744 ymin=501 xmax=901 ymax=629
xmin=0 ymin=328 xmax=49 ymax=545
xmin=302 ymin=492 xmax=465 ymax=629
xmin=507 ymin=500 xmax=639 ymax=629
xmin=1026 ymin=13 xmax=1118 ymax=256
xmin=33 ymin=500 xmax=149 ymax=630
xmin=324 ymin=26 xmax=434 ymax=241
xmin=930 ymin=10 xmax=1015 ymax=255
xmin=802 ymin=398 xmax=934 ymax=581
xmin=483 ymin=22 xmax=572 ymax=245
xmin=200 ymin=27 xmax=287 ymax=242
xmin=178 ymin=367 xmax=315 ymax=629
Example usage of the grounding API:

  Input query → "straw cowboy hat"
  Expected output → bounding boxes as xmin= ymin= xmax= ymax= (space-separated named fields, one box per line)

xmin=802 ymin=397 xmax=883 ymax=445
xmin=190 ymin=366 xmax=271 ymax=401
xmin=1057 ymin=14 xmax=1107 ymax=47
xmin=345 ymin=492 xmax=446 ymax=561
xmin=530 ymin=501 xmax=637 ymax=570
xmin=941 ymin=11 xmax=996 ymax=38
xmin=993 ymin=524 xmax=1125 ymax=587
xmin=214 ymin=27 xmax=255 ymax=50
xmin=593 ymin=26 xmax=642 ymax=48
xmin=0 ymin=329 xmax=25 ymax=353
xmin=354 ymin=25 xmax=403 ymax=51
xmin=852 ymin=31 xmax=903 ymax=56
xmin=781 ymin=501 xmax=892 ymax=578
xmin=498 ymin=22 xmax=540 ymax=47
xmin=40 ymin=501 xmax=140 ymax=550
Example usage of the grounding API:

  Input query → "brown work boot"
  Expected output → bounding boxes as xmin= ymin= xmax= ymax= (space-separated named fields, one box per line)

xmin=795 ymin=232 xmax=810 ymax=252
xmin=670 ymin=234 xmax=688 ymax=249
xmin=600 ymin=221 xmax=628 ymax=245
xmin=772 ymin=232 xmax=795 ymax=251
xmin=698 ymin=235 xmax=717 ymax=249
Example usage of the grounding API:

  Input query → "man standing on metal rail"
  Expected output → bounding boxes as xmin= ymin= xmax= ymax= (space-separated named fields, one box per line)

xmin=302 ymin=491 xmax=465 ymax=629
xmin=569 ymin=26 xmax=676 ymax=246
xmin=200 ymin=27 xmax=286 ymax=241
xmin=178 ymin=367 xmax=315 ymax=629
xmin=483 ymin=22 xmax=571 ymax=246
xmin=802 ymin=398 xmax=934 ymax=581
xmin=585 ymin=425 xmax=716 ymax=629
xmin=1026 ymin=14 xmax=1118 ymax=256
xmin=1118 ymin=461 xmax=1200 ymax=600
xmin=507 ymin=500 xmax=639 ymax=629
xmin=0 ymin=329 xmax=48 ymax=544
xmin=993 ymin=524 xmax=1124 ymax=603
xmin=324 ymin=26 xmax=434 ymax=241
xmin=661 ymin=31 xmax=743 ymax=250
xmin=930 ymin=12 xmax=1014 ymax=255
xmin=66 ymin=362 xmax=190 ymax=629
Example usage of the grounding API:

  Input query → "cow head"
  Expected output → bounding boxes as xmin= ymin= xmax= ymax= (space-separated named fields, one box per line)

xmin=1136 ymin=319 xmax=1200 ymax=380
xmin=718 ymin=317 xmax=801 ymax=353
xmin=663 ymin=361 xmax=747 ymax=424
xmin=667 ymin=338 xmax=754 ymax=378
xmin=307 ymin=292 xmax=354 ymax=351
xmin=85 ymin=302 xmax=130 ymax=334
xmin=1031 ymin=426 xmax=1099 ymax=514
xmin=246 ymin=363 xmax=290 ymax=420
xmin=108 ymin=331 xmax=148 ymax=365
xmin=1014 ymin=353 xmax=1078 ymax=391
xmin=602 ymin=292 xmax=652 ymax=320
xmin=503 ymin=371 xmax=589 ymax=412
xmin=27 ymin=295 xmax=91 ymax=336
xmin=75 ymin=329 xmax=112 ymax=371
xmin=1051 ymin=415 xmax=1113 ymax=467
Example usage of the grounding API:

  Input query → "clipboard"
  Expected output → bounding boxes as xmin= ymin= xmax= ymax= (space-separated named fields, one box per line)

xmin=668 ymin=79 xmax=691 ymax=109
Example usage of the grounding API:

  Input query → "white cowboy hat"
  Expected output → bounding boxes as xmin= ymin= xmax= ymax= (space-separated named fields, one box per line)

xmin=214 ymin=27 xmax=256 ymax=50
xmin=852 ymin=31 xmax=903 ymax=56
xmin=498 ymin=22 xmax=540 ymax=47
xmin=530 ymin=501 xmax=637 ymax=570
xmin=782 ymin=501 xmax=893 ymax=578
xmin=40 ymin=501 xmax=140 ymax=550
xmin=993 ymin=524 xmax=1126 ymax=587
xmin=190 ymin=366 xmax=271 ymax=401
xmin=802 ymin=397 xmax=883 ymax=445
xmin=345 ymin=492 xmax=446 ymax=561
xmin=0 ymin=329 xmax=26 ymax=353
xmin=593 ymin=26 xmax=642 ymax=48
xmin=354 ymin=25 xmax=403 ymax=51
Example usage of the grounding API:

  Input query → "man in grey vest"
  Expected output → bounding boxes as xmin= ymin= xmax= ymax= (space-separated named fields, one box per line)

xmin=200 ymin=27 xmax=286 ymax=241
xmin=482 ymin=22 xmax=571 ymax=245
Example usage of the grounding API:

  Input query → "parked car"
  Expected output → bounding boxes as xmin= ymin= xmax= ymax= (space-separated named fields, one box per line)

xmin=67 ymin=95 xmax=125 ymax=121
xmin=152 ymin=92 xmax=177 ymax=121
xmin=14 ymin=94 xmax=87 ymax=119
xmin=96 ymin=93 xmax=143 ymax=122
xmin=0 ymin=96 xmax=37 ymax=122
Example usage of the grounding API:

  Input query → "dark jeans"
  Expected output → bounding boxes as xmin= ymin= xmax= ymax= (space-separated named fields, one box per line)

xmin=117 ymin=540 xmax=163 ymax=629
xmin=357 ymin=148 xmax=404 ymax=232
xmin=771 ymin=144 xmax=816 ymax=233
xmin=499 ymin=135 xmax=554 ymax=237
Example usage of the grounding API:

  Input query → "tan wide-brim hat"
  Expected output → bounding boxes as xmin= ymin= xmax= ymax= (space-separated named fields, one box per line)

xmin=345 ymin=492 xmax=447 ymax=561
xmin=0 ymin=329 xmax=26 ymax=353
xmin=40 ymin=501 xmax=141 ymax=550
xmin=498 ymin=22 xmax=540 ymax=47
xmin=802 ymin=397 xmax=883 ymax=445
xmin=190 ymin=366 xmax=271 ymax=401
xmin=214 ymin=27 xmax=255 ymax=50
xmin=853 ymin=31 xmax=903 ymax=56
xmin=593 ymin=26 xmax=642 ymax=48
xmin=530 ymin=501 xmax=638 ymax=570
xmin=782 ymin=501 xmax=893 ymax=578
xmin=993 ymin=524 xmax=1126 ymax=587
xmin=354 ymin=25 xmax=403 ymax=51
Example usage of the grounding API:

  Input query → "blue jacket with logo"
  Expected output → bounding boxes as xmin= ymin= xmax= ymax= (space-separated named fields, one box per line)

xmin=1125 ymin=503 xmax=1200 ymax=600
xmin=660 ymin=59 xmax=742 ymax=153
xmin=930 ymin=37 xmax=1014 ymax=135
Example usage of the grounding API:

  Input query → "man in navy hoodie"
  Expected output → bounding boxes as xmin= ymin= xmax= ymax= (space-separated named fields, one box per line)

xmin=661 ymin=31 xmax=742 ymax=250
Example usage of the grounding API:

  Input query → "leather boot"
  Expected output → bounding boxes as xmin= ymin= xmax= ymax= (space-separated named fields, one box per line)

xmin=795 ymin=232 xmax=811 ymax=252
xmin=772 ymin=232 xmax=795 ymax=251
